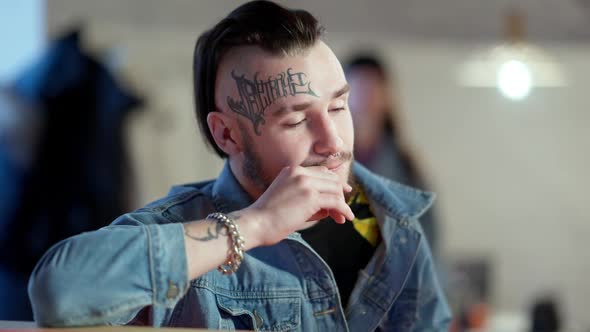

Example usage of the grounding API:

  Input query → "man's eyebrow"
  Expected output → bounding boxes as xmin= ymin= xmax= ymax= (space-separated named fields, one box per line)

xmin=271 ymin=106 xmax=288 ymax=117
xmin=332 ymin=84 xmax=350 ymax=99
xmin=271 ymin=84 xmax=349 ymax=117
xmin=272 ymin=102 xmax=312 ymax=117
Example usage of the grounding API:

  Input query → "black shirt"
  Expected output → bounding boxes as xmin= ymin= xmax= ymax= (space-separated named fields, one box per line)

xmin=299 ymin=192 xmax=380 ymax=307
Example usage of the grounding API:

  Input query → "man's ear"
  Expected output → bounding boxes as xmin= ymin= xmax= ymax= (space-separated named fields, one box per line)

xmin=207 ymin=111 xmax=242 ymax=156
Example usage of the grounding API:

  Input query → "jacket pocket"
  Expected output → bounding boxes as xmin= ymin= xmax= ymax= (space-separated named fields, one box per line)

xmin=384 ymin=288 xmax=419 ymax=331
xmin=216 ymin=292 xmax=301 ymax=331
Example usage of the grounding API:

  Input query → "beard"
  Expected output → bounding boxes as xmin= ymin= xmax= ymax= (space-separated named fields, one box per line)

xmin=239 ymin=124 xmax=356 ymax=198
xmin=241 ymin=138 xmax=274 ymax=192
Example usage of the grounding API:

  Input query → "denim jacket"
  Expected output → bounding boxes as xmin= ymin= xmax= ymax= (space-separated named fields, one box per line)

xmin=29 ymin=162 xmax=451 ymax=331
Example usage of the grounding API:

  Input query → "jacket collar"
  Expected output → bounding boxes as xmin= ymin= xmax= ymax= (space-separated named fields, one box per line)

xmin=352 ymin=161 xmax=435 ymax=221
xmin=211 ymin=162 xmax=254 ymax=214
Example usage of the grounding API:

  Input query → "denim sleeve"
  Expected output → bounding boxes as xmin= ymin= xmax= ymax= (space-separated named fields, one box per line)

xmin=411 ymin=223 xmax=452 ymax=331
xmin=28 ymin=210 xmax=189 ymax=327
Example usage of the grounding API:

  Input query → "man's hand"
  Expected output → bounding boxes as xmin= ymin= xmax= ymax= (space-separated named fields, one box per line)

xmin=184 ymin=165 xmax=354 ymax=279
xmin=239 ymin=165 xmax=355 ymax=247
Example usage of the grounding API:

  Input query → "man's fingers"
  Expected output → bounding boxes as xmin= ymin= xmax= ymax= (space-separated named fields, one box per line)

xmin=283 ymin=166 xmax=352 ymax=193
xmin=318 ymin=193 xmax=355 ymax=221
xmin=277 ymin=165 xmax=354 ymax=224
xmin=308 ymin=209 xmax=329 ymax=222
xmin=328 ymin=210 xmax=346 ymax=224
xmin=308 ymin=209 xmax=350 ymax=224
xmin=298 ymin=166 xmax=338 ymax=182
xmin=297 ymin=176 xmax=347 ymax=197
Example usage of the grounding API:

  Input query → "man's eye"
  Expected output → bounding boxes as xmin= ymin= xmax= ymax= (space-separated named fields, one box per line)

xmin=285 ymin=119 xmax=307 ymax=128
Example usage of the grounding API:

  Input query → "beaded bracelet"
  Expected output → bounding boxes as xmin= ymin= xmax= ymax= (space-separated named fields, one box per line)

xmin=207 ymin=212 xmax=245 ymax=275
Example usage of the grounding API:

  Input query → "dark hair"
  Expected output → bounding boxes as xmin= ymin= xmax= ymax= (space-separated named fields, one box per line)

xmin=344 ymin=54 xmax=392 ymax=82
xmin=346 ymin=53 xmax=427 ymax=189
xmin=344 ymin=53 xmax=396 ymax=135
xmin=193 ymin=0 xmax=324 ymax=158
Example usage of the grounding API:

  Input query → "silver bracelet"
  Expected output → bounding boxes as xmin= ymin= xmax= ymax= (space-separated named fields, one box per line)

xmin=207 ymin=212 xmax=245 ymax=275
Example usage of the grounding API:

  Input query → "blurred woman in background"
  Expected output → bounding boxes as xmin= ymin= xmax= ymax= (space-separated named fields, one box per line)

xmin=344 ymin=54 xmax=440 ymax=254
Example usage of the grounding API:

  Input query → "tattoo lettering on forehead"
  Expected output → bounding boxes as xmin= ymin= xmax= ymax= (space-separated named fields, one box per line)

xmin=227 ymin=68 xmax=319 ymax=135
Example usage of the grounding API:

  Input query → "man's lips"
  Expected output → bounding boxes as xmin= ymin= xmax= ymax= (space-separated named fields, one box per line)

xmin=302 ymin=151 xmax=353 ymax=170
xmin=326 ymin=161 xmax=345 ymax=171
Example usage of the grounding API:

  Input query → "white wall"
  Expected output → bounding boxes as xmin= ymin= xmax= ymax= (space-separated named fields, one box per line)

xmin=363 ymin=41 xmax=590 ymax=328
xmin=46 ymin=1 xmax=590 ymax=329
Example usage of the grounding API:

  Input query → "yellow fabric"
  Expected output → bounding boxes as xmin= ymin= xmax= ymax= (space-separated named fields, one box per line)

xmin=348 ymin=189 xmax=380 ymax=247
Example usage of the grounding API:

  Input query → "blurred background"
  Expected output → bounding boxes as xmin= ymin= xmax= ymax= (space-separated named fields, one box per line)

xmin=1 ymin=0 xmax=589 ymax=331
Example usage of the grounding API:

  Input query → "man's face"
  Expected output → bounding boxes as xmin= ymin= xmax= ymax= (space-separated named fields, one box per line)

xmin=215 ymin=41 xmax=354 ymax=194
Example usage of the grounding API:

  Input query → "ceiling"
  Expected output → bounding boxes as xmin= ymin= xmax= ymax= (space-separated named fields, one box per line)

xmin=47 ymin=0 xmax=590 ymax=42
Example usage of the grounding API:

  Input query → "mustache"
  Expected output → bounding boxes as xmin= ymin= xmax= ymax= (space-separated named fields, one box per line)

xmin=301 ymin=151 xmax=353 ymax=167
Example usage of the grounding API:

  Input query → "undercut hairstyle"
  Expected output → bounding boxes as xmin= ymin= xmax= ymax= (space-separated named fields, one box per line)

xmin=193 ymin=0 xmax=325 ymax=158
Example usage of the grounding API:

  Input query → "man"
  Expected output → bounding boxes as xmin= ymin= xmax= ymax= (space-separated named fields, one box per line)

xmin=29 ymin=1 xmax=451 ymax=330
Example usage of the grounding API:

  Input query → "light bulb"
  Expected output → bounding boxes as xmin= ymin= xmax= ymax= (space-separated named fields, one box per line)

xmin=497 ymin=60 xmax=532 ymax=100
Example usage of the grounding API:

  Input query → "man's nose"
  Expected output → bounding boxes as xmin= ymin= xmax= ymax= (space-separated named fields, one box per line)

xmin=313 ymin=113 xmax=344 ymax=156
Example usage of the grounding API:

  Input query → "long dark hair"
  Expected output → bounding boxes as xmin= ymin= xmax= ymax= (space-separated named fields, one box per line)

xmin=344 ymin=54 xmax=426 ymax=187
xmin=193 ymin=0 xmax=324 ymax=158
xmin=344 ymin=55 xmax=396 ymax=136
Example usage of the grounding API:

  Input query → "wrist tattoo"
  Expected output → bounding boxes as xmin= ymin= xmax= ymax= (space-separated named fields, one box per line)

xmin=184 ymin=213 xmax=241 ymax=242
xmin=185 ymin=220 xmax=227 ymax=242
